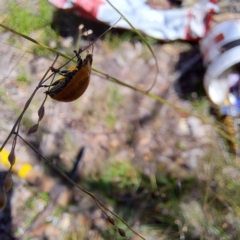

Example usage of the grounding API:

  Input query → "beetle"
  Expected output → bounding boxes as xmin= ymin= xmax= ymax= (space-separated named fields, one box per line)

xmin=43 ymin=18 xmax=122 ymax=102
xmin=45 ymin=49 xmax=93 ymax=102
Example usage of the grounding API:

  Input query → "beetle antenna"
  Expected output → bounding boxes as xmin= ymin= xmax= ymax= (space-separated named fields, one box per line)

xmin=91 ymin=42 xmax=94 ymax=54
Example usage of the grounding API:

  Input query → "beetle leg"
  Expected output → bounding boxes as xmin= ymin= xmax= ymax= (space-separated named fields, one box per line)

xmin=74 ymin=50 xmax=83 ymax=68
xmin=42 ymin=80 xmax=61 ymax=88
xmin=45 ymin=77 xmax=71 ymax=97
xmin=58 ymin=70 xmax=70 ymax=76
xmin=50 ymin=67 xmax=70 ymax=77
xmin=50 ymin=66 xmax=60 ymax=73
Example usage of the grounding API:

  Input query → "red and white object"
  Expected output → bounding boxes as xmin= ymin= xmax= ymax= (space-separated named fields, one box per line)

xmin=200 ymin=19 xmax=240 ymax=105
xmin=49 ymin=0 xmax=219 ymax=41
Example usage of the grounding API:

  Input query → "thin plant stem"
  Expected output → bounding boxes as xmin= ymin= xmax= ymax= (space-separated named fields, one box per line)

xmin=0 ymin=55 xmax=59 ymax=152
xmin=0 ymin=42 xmax=145 ymax=238
xmin=0 ymin=23 xmax=68 ymax=59
xmin=16 ymin=133 xmax=146 ymax=240
xmin=93 ymin=70 xmax=237 ymax=144
xmin=0 ymin=21 xmax=237 ymax=148
xmin=105 ymin=0 xmax=159 ymax=92
xmin=1 ymin=22 xmax=231 ymax=142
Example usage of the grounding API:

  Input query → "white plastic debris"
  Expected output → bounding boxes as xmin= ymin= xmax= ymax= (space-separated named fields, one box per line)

xmin=200 ymin=19 xmax=240 ymax=116
xmin=228 ymin=73 xmax=240 ymax=88
xmin=48 ymin=0 xmax=219 ymax=41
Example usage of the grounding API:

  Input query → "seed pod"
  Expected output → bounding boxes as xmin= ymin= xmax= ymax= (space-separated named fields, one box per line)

xmin=0 ymin=188 xmax=6 ymax=210
xmin=4 ymin=173 xmax=12 ymax=192
xmin=118 ymin=228 xmax=126 ymax=237
xmin=38 ymin=105 xmax=45 ymax=122
xmin=8 ymin=148 xmax=15 ymax=166
xmin=28 ymin=123 xmax=39 ymax=135
xmin=107 ymin=216 xmax=115 ymax=225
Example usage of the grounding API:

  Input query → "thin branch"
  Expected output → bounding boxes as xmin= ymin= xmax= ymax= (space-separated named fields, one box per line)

xmin=16 ymin=133 xmax=146 ymax=240
xmin=0 ymin=22 xmax=238 ymax=152
xmin=93 ymin=69 xmax=237 ymax=144
xmin=105 ymin=0 xmax=159 ymax=92
xmin=0 ymin=55 xmax=59 ymax=152
xmin=0 ymin=23 xmax=70 ymax=60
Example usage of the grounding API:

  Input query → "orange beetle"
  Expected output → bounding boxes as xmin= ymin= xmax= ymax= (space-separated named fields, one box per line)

xmin=45 ymin=50 xmax=93 ymax=102
xmin=44 ymin=18 xmax=123 ymax=102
